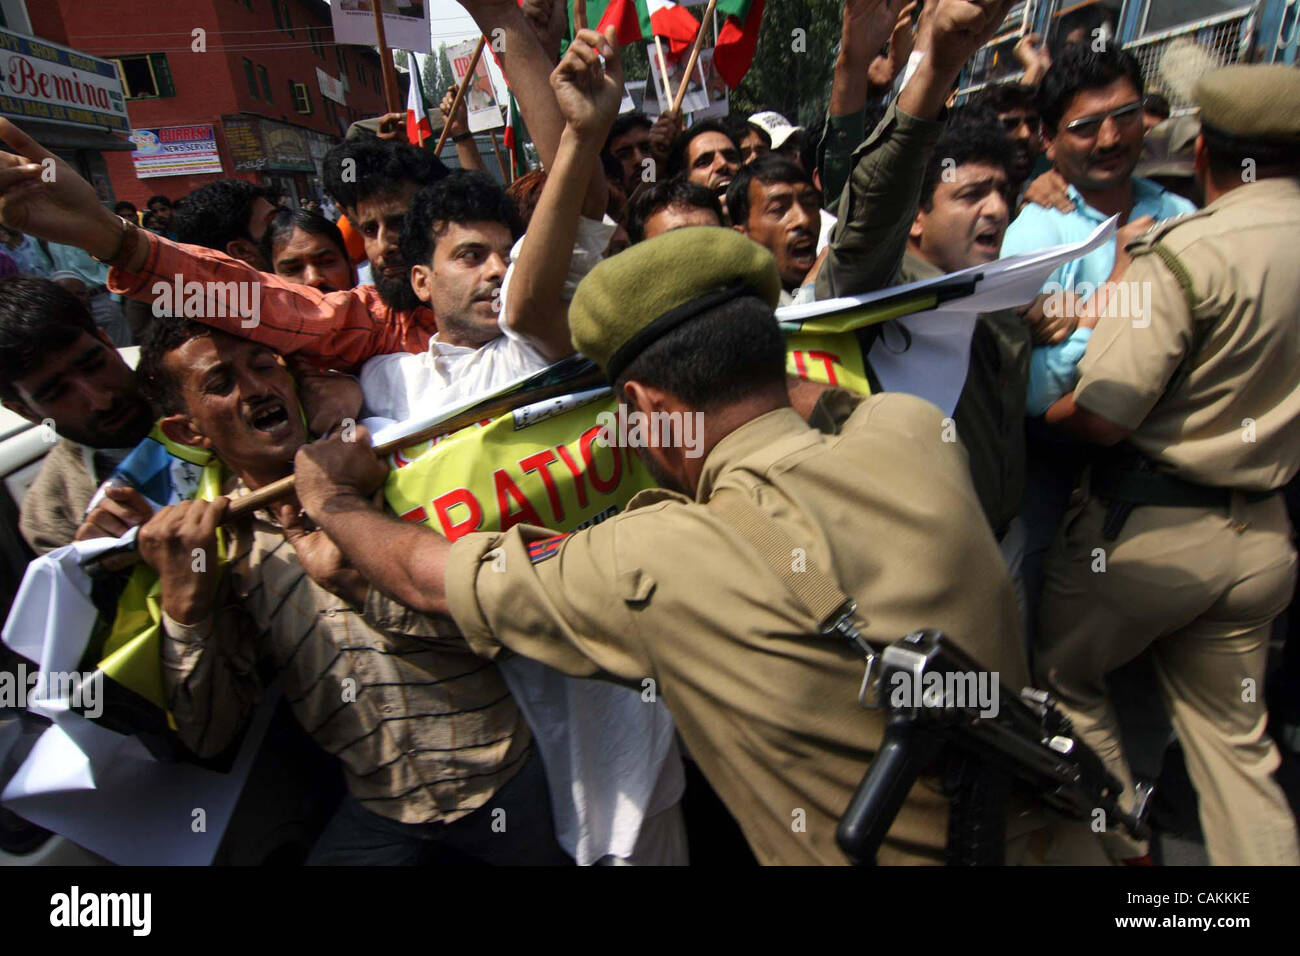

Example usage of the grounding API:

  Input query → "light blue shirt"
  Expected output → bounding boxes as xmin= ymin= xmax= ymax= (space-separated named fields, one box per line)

xmin=1027 ymin=327 xmax=1091 ymax=416
xmin=1003 ymin=177 xmax=1197 ymax=415
xmin=46 ymin=241 xmax=112 ymax=290
xmin=6 ymin=234 xmax=53 ymax=276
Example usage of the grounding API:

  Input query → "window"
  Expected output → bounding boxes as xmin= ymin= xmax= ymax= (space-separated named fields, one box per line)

xmin=336 ymin=46 xmax=346 ymax=75
xmin=242 ymin=58 xmax=258 ymax=99
xmin=310 ymin=26 xmax=324 ymax=59
xmin=258 ymin=64 xmax=273 ymax=102
xmin=112 ymin=53 xmax=176 ymax=99
xmin=271 ymin=0 xmax=282 ymax=30
xmin=1141 ymin=0 xmax=1250 ymax=36
xmin=356 ymin=59 xmax=366 ymax=86
xmin=324 ymin=97 xmax=336 ymax=128
xmin=292 ymin=81 xmax=312 ymax=115
xmin=283 ymin=3 xmax=294 ymax=37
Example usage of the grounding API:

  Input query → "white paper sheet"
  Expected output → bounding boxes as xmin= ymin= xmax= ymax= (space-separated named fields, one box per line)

xmin=776 ymin=216 xmax=1119 ymax=416
xmin=2 ymin=538 xmax=273 ymax=864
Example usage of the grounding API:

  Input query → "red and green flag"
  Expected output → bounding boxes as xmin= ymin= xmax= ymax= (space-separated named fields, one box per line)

xmin=714 ymin=0 xmax=765 ymax=88
xmin=582 ymin=0 xmax=701 ymax=57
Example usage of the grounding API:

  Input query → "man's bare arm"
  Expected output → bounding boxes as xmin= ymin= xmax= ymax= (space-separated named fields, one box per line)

xmin=505 ymin=28 xmax=623 ymax=360
xmin=441 ymin=86 xmax=487 ymax=173
xmin=0 ymin=119 xmax=421 ymax=369
xmin=463 ymin=0 xmax=565 ymax=169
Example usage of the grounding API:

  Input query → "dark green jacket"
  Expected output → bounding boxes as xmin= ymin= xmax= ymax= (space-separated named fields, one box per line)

xmin=901 ymin=253 xmax=1030 ymax=535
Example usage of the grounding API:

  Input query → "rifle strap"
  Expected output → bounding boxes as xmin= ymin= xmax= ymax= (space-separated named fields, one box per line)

xmin=706 ymin=489 xmax=874 ymax=654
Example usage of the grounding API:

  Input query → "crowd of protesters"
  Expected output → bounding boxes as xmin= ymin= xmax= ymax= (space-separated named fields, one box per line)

xmin=0 ymin=0 xmax=1298 ymax=867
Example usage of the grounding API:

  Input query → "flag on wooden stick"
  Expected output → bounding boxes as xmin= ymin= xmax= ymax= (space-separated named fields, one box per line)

xmin=714 ymin=0 xmax=765 ymax=88
xmin=585 ymin=0 xmax=701 ymax=57
xmin=405 ymin=57 xmax=433 ymax=145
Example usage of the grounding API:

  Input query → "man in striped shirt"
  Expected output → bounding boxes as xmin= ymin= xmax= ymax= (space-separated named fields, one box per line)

xmin=134 ymin=318 xmax=567 ymax=865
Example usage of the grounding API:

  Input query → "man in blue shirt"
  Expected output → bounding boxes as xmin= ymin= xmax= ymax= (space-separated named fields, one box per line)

xmin=1000 ymin=44 xmax=1196 ymax=662
xmin=1002 ymin=45 xmax=1197 ymax=414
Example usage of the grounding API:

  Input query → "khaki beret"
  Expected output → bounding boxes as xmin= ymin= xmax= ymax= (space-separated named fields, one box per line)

xmin=569 ymin=227 xmax=782 ymax=380
xmin=1195 ymin=65 xmax=1300 ymax=143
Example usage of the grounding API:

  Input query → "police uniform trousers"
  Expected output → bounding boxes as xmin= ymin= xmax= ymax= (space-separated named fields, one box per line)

xmin=1036 ymin=488 xmax=1300 ymax=865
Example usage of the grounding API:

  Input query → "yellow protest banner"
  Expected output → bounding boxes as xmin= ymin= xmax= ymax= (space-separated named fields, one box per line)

xmin=785 ymin=332 xmax=873 ymax=396
xmin=385 ymin=390 xmax=658 ymax=538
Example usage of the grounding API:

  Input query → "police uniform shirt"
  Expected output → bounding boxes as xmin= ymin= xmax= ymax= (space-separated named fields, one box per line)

xmin=1074 ymin=177 xmax=1300 ymax=491
xmin=445 ymin=390 xmax=1026 ymax=865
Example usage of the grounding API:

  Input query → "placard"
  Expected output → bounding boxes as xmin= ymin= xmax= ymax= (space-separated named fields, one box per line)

xmin=331 ymin=0 xmax=431 ymax=55
xmin=448 ymin=37 xmax=503 ymax=133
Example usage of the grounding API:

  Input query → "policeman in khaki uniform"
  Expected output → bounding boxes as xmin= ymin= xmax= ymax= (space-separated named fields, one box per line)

xmin=293 ymin=228 xmax=1030 ymax=865
xmin=1039 ymin=65 xmax=1300 ymax=865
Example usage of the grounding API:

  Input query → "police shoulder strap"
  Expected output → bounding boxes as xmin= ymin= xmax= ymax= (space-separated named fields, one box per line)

xmin=706 ymin=488 xmax=880 ymax=702
xmin=1149 ymin=240 xmax=1213 ymax=401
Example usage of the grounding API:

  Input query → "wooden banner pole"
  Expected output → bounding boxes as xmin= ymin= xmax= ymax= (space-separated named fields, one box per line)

xmin=670 ymin=0 xmax=719 ymax=115
xmin=434 ymin=35 xmax=487 ymax=156
xmin=489 ymin=129 xmax=510 ymax=184
xmin=369 ymin=0 xmax=402 ymax=114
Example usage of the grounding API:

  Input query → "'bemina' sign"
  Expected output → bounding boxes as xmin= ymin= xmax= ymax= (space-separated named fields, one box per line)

xmin=0 ymin=27 xmax=129 ymax=133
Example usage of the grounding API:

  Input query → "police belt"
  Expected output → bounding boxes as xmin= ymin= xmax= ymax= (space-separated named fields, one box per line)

xmin=1091 ymin=448 xmax=1274 ymax=541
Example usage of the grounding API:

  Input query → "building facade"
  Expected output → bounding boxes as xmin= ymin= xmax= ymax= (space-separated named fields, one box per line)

xmin=22 ymin=0 xmax=394 ymax=209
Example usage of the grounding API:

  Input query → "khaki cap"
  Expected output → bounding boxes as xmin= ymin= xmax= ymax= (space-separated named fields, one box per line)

xmin=1137 ymin=113 xmax=1201 ymax=179
xmin=1195 ymin=64 xmax=1300 ymax=143
xmin=569 ymin=227 xmax=782 ymax=381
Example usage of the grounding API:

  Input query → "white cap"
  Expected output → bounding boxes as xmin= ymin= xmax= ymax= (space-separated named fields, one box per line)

xmin=748 ymin=111 xmax=804 ymax=150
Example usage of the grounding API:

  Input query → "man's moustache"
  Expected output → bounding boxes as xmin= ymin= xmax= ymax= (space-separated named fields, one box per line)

xmin=1090 ymin=148 xmax=1129 ymax=163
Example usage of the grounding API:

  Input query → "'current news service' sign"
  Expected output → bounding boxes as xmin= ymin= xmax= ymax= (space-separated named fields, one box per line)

xmin=130 ymin=125 xmax=223 ymax=179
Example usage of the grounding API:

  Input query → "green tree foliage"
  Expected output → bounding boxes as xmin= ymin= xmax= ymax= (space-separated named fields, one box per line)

xmin=729 ymin=0 xmax=844 ymax=126
xmin=621 ymin=41 xmax=650 ymax=84
xmin=423 ymin=42 xmax=456 ymax=99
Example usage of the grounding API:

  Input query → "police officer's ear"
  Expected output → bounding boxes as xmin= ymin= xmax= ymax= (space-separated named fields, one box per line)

xmin=1192 ymin=134 xmax=1211 ymax=181
xmin=621 ymin=379 xmax=674 ymax=418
